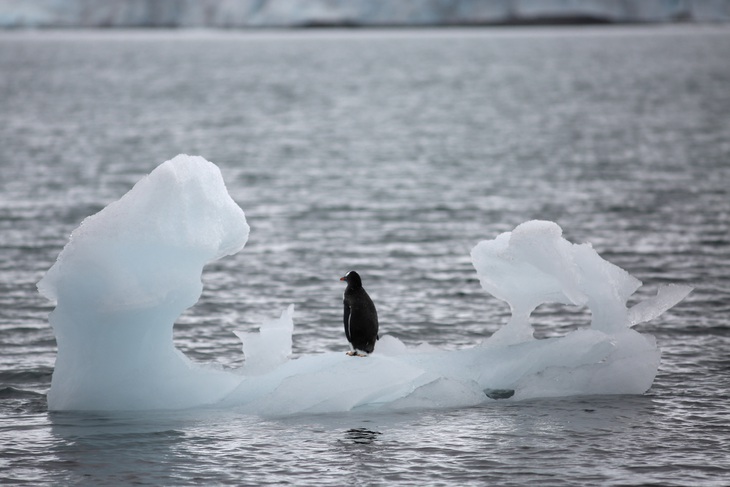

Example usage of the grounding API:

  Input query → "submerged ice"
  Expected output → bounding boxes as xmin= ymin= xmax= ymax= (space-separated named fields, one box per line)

xmin=39 ymin=155 xmax=692 ymax=413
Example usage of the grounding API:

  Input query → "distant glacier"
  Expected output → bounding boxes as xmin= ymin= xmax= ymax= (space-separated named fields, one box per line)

xmin=1 ymin=0 xmax=729 ymax=28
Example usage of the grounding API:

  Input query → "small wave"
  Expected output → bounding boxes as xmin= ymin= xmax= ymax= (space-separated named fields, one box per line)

xmin=0 ymin=367 xmax=53 ymax=384
xmin=660 ymin=325 xmax=730 ymax=336
xmin=0 ymin=386 xmax=48 ymax=415
xmin=0 ymin=386 xmax=46 ymax=399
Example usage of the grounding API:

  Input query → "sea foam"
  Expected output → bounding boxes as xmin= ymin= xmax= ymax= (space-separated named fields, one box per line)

xmin=38 ymin=155 xmax=691 ymax=413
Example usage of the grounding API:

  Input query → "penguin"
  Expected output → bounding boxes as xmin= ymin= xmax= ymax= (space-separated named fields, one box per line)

xmin=340 ymin=271 xmax=379 ymax=356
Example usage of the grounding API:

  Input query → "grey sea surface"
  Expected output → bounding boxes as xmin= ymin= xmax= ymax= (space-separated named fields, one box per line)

xmin=1 ymin=26 xmax=729 ymax=486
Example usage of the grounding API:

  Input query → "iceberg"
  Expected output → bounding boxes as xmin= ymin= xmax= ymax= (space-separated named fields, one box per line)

xmin=38 ymin=155 xmax=692 ymax=414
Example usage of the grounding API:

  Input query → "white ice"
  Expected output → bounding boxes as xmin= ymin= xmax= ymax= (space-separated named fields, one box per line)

xmin=38 ymin=155 xmax=692 ymax=414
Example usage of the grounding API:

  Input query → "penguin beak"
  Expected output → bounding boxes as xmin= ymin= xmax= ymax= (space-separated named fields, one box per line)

xmin=339 ymin=276 xmax=346 ymax=282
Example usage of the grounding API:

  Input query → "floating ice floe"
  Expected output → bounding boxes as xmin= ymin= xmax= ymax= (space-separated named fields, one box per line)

xmin=38 ymin=155 xmax=692 ymax=414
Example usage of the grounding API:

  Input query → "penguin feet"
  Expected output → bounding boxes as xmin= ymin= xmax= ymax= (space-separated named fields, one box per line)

xmin=346 ymin=351 xmax=369 ymax=357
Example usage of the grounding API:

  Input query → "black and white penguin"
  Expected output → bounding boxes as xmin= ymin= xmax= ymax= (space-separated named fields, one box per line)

xmin=340 ymin=271 xmax=379 ymax=356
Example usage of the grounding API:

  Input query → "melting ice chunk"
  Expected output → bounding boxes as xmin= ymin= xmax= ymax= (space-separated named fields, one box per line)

xmin=38 ymin=156 xmax=692 ymax=414
xmin=628 ymin=284 xmax=693 ymax=326
xmin=235 ymin=305 xmax=295 ymax=375
xmin=38 ymin=155 xmax=249 ymax=410
xmin=472 ymin=220 xmax=643 ymax=342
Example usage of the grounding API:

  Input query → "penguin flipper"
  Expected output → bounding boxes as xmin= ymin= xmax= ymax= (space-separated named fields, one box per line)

xmin=343 ymin=302 xmax=352 ymax=343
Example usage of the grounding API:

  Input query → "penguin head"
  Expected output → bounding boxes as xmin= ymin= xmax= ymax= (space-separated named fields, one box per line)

xmin=339 ymin=270 xmax=362 ymax=287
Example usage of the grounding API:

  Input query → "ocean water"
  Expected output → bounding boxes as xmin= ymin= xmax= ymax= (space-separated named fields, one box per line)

xmin=1 ymin=26 xmax=729 ymax=486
